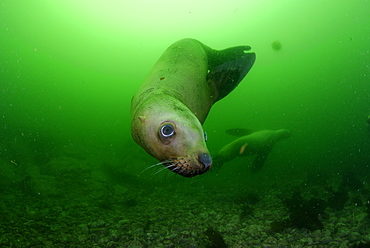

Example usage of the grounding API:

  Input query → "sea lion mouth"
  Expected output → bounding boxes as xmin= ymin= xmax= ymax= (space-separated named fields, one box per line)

xmin=162 ymin=155 xmax=212 ymax=178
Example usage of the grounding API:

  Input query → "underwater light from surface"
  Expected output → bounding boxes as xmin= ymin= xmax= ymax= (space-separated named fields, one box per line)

xmin=63 ymin=0 xmax=257 ymax=36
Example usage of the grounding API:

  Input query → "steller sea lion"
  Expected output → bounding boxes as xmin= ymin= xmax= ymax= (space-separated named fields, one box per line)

xmin=213 ymin=129 xmax=291 ymax=174
xmin=131 ymin=38 xmax=255 ymax=177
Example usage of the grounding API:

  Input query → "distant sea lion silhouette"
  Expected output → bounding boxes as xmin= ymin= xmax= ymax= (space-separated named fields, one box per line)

xmin=131 ymin=38 xmax=255 ymax=177
xmin=213 ymin=129 xmax=291 ymax=173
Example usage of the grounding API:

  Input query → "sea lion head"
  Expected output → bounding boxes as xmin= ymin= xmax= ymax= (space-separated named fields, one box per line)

xmin=131 ymin=101 xmax=212 ymax=177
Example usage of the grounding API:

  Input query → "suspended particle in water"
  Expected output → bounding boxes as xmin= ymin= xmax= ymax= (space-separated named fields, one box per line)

xmin=271 ymin=40 xmax=282 ymax=51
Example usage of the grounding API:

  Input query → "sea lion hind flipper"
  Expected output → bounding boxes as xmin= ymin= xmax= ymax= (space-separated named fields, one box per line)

xmin=206 ymin=46 xmax=256 ymax=101
xmin=250 ymin=149 xmax=271 ymax=174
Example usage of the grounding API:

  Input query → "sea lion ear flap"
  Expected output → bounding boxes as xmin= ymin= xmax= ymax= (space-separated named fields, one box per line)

xmin=205 ymin=45 xmax=256 ymax=101
xmin=138 ymin=116 xmax=146 ymax=123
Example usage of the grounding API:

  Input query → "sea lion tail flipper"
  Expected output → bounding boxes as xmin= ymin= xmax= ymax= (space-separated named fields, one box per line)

xmin=206 ymin=45 xmax=256 ymax=101
xmin=250 ymin=150 xmax=271 ymax=174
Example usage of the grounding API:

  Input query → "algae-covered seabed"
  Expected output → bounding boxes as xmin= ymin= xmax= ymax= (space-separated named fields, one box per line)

xmin=1 ymin=0 xmax=370 ymax=247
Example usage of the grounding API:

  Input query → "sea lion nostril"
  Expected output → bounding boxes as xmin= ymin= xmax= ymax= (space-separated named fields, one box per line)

xmin=199 ymin=153 xmax=212 ymax=169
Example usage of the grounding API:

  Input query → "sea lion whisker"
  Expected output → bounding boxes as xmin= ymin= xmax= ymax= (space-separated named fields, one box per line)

xmin=171 ymin=166 xmax=180 ymax=172
xmin=165 ymin=164 xmax=176 ymax=170
xmin=140 ymin=165 xmax=160 ymax=175
xmin=173 ymin=164 xmax=186 ymax=173
xmin=140 ymin=159 xmax=173 ymax=174
xmin=152 ymin=166 xmax=170 ymax=176
xmin=164 ymin=160 xmax=183 ymax=170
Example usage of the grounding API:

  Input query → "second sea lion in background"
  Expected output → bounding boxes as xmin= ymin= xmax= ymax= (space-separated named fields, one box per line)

xmin=212 ymin=129 xmax=291 ymax=174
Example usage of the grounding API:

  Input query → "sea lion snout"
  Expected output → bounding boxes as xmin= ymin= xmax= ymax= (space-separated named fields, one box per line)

xmin=199 ymin=152 xmax=212 ymax=169
xmin=163 ymin=152 xmax=212 ymax=178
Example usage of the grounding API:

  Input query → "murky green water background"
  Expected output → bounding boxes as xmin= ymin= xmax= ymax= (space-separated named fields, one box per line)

xmin=1 ymin=0 xmax=370 ymax=246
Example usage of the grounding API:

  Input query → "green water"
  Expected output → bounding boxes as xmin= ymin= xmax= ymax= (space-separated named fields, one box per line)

xmin=1 ymin=0 xmax=370 ymax=246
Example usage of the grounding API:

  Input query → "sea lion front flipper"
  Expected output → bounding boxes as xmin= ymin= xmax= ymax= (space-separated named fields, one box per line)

xmin=206 ymin=46 xmax=256 ymax=101
xmin=250 ymin=149 xmax=271 ymax=174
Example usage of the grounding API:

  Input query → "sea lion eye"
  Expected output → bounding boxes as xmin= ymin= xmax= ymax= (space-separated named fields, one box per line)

xmin=160 ymin=124 xmax=175 ymax=138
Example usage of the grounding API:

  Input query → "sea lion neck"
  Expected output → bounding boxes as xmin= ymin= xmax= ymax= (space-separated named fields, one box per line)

xmin=132 ymin=87 xmax=210 ymax=124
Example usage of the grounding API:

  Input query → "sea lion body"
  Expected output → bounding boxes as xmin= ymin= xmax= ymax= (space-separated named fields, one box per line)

xmin=132 ymin=40 xmax=213 ymax=123
xmin=213 ymin=129 xmax=291 ymax=173
xmin=131 ymin=39 xmax=255 ymax=177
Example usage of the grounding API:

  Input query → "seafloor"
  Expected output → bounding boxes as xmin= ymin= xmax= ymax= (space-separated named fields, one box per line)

xmin=1 ymin=145 xmax=370 ymax=248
